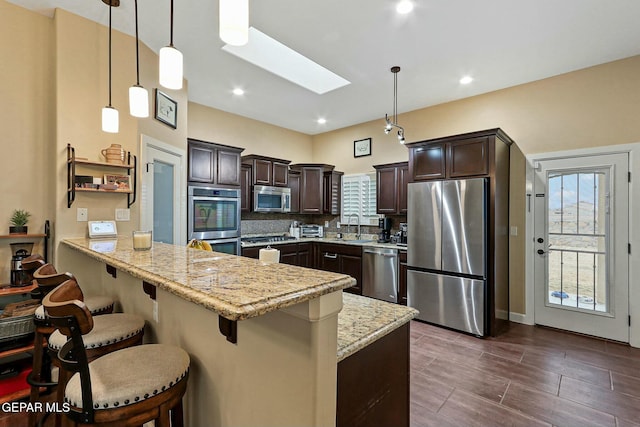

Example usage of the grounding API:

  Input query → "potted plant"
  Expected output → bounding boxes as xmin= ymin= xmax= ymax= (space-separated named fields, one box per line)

xmin=9 ymin=209 xmax=31 ymax=234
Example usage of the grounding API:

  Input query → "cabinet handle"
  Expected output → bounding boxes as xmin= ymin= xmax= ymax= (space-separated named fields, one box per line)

xmin=324 ymin=253 xmax=337 ymax=259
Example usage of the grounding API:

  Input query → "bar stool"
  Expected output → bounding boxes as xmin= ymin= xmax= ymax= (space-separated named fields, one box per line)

xmin=44 ymin=279 xmax=189 ymax=427
xmin=28 ymin=263 xmax=145 ymax=427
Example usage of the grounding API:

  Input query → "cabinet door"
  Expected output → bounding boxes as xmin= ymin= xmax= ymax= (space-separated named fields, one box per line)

xmin=253 ymin=159 xmax=272 ymax=185
xmin=273 ymin=162 xmax=289 ymax=187
xmin=288 ymin=173 xmax=300 ymax=213
xmin=188 ymin=143 xmax=215 ymax=183
xmin=241 ymin=247 xmax=260 ymax=259
xmin=341 ymin=254 xmax=362 ymax=295
xmin=297 ymin=243 xmax=312 ymax=267
xmin=278 ymin=243 xmax=299 ymax=266
xmin=300 ymin=167 xmax=323 ymax=214
xmin=376 ymin=167 xmax=398 ymax=214
xmin=398 ymin=164 xmax=409 ymax=214
xmin=217 ymin=149 xmax=241 ymax=186
xmin=411 ymin=143 xmax=445 ymax=181
xmin=448 ymin=137 xmax=489 ymax=178
xmin=240 ymin=165 xmax=252 ymax=212
xmin=318 ymin=249 xmax=341 ymax=273
xmin=323 ymin=171 xmax=342 ymax=215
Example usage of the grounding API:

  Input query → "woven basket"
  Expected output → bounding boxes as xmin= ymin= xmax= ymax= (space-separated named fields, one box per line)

xmin=0 ymin=314 xmax=35 ymax=343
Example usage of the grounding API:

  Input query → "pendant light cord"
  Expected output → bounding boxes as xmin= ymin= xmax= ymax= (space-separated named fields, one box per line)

xmin=134 ymin=0 xmax=140 ymax=85
xmin=393 ymin=71 xmax=398 ymax=124
xmin=108 ymin=3 xmax=112 ymax=107
xmin=169 ymin=0 xmax=174 ymax=47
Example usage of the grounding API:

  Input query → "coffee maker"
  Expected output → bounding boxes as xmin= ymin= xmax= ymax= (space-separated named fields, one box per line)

xmin=378 ymin=218 xmax=393 ymax=243
xmin=10 ymin=242 xmax=33 ymax=287
xmin=399 ymin=223 xmax=408 ymax=246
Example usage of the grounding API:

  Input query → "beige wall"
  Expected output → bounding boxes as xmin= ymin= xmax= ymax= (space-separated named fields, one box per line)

xmin=312 ymin=56 xmax=640 ymax=315
xmin=0 ymin=1 xmax=54 ymax=281
xmin=188 ymin=102 xmax=313 ymax=163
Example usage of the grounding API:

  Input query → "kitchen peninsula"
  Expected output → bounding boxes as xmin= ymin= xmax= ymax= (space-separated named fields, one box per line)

xmin=57 ymin=237 xmax=416 ymax=427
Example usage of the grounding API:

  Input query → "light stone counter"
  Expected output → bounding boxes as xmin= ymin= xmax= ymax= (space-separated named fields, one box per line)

xmin=241 ymin=236 xmax=407 ymax=251
xmin=62 ymin=237 xmax=355 ymax=321
xmin=337 ymin=293 xmax=418 ymax=361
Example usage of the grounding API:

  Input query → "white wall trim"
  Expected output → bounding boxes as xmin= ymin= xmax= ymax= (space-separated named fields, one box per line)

xmin=139 ymin=135 xmax=187 ymax=245
xmin=509 ymin=312 xmax=534 ymax=325
xmin=526 ymin=142 xmax=640 ymax=348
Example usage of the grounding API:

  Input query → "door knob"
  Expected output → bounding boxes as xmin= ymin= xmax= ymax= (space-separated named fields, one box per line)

xmin=537 ymin=238 xmax=544 ymax=243
xmin=537 ymin=249 xmax=545 ymax=255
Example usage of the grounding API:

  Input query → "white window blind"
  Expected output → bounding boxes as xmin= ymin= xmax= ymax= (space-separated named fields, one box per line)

xmin=341 ymin=173 xmax=379 ymax=226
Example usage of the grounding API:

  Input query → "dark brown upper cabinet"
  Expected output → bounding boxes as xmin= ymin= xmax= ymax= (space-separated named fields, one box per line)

xmin=240 ymin=164 xmax=252 ymax=212
xmin=187 ymin=139 xmax=244 ymax=187
xmin=374 ymin=161 xmax=409 ymax=215
xmin=241 ymin=155 xmax=291 ymax=187
xmin=288 ymin=171 xmax=301 ymax=214
xmin=290 ymin=164 xmax=341 ymax=215
xmin=407 ymin=132 xmax=494 ymax=181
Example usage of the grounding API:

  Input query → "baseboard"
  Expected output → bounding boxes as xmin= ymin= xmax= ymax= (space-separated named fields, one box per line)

xmin=509 ymin=312 xmax=534 ymax=325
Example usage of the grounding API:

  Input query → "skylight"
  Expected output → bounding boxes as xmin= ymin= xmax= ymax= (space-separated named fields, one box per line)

xmin=222 ymin=27 xmax=350 ymax=95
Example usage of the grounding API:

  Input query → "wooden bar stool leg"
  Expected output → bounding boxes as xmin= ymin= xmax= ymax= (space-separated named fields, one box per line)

xmin=171 ymin=400 xmax=184 ymax=427
xmin=28 ymin=330 xmax=44 ymax=427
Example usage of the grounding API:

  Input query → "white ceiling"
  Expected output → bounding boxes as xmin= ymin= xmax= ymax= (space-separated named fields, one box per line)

xmin=10 ymin=0 xmax=640 ymax=135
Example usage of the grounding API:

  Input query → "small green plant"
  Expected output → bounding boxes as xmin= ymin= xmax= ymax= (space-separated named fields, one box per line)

xmin=10 ymin=209 xmax=31 ymax=227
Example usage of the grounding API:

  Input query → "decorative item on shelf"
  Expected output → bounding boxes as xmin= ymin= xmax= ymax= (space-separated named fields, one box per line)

xmin=129 ymin=0 xmax=149 ymax=118
xmin=354 ymin=137 xmax=372 ymax=158
xmin=132 ymin=230 xmax=152 ymax=251
xmin=159 ymin=0 xmax=183 ymax=90
xmin=101 ymin=0 xmax=119 ymax=133
xmin=155 ymin=89 xmax=178 ymax=128
xmin=9 ymin=210 xmax=31 ymax=235
xmin=103 ymin=174 xmax=130 ymax=191
xmin=187 ymin=239 xmax=212 ymax=251
xmin=383 ymin=66 xmax=406 ymax=144
xmin=219 ymin=0 xmax=249 ymax=46
xmin=101 ymin=143 xmax=125 ymax=164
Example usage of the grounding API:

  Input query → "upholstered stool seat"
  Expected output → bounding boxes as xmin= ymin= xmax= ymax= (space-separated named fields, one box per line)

xmin=34 ymin=295 xmax=115 ymax=320
xmin=48 ymin=313 xmax=145 ymax=351
xmin=64 ymin=344 xmax=189 ymax=410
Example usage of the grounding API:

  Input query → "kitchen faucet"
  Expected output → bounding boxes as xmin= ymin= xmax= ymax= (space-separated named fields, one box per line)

xmin=347 ymin=213 xmax=361 ymax=239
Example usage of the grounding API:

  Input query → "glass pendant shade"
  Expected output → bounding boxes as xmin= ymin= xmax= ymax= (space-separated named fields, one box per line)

xmin=129 ymin=85 xmax=149 ymax=118
xmin=159 ymin=46 xmax=183 ymax=89
xmin=102 ymin=106 xmax=119 ymax=133
xmin=220 ymin=0 xmax=249 ymax=46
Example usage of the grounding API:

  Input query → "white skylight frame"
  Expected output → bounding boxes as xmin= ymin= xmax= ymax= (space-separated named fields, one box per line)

xmin=222 ymin=27 xmax=350 ymax=95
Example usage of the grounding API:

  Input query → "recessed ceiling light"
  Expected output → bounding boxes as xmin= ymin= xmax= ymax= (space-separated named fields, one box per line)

xmin=317 ymin=118 xmax=327 ymax=124
xmin=232 ymin=88 xmax=245 ymax=95
xmin=460 ymin=76 xmax=474 ymax=85
xmin=222 ymin=27 xmax=350 ymax=94
xmin=396 ymin=0 xmax=414 ymax=14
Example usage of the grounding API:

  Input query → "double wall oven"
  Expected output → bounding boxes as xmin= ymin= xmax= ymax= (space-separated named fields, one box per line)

xmin=188 ymin=186 xmax=241 ymax=255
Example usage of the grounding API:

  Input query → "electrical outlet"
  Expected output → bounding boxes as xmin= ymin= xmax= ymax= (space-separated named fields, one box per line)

xmin=77 ymin=208 xmax=88 ymax=222
xmin=115 ymin=208 xmax=130 ymax=221
xmin=336 ymin=222 xmax=341 ymax=229
xmin=153 ymin=300 xmax=159 ymax=323
xmin=325 ymin=221 xmax=330 ymax=228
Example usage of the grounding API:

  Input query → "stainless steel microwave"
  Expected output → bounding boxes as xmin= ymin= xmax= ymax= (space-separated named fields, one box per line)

xmin=253 ymin=185 xmax=291 ymax=213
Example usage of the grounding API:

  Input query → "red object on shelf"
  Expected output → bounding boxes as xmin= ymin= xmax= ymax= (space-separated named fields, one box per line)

xmin=0 ymin=367 xmax=31 ymax=396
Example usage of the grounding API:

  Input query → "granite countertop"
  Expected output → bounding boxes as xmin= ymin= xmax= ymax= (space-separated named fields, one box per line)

xmin=337 ymin=293 xmax=418 ymax=362
xmin=241 ymin=236 xmax=407 ymax=251
xmin=62 ymin=237 xmax=355 ymax=321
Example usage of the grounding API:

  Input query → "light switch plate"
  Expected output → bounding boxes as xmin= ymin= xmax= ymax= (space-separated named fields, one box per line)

xmin=510 ymin=226 xmax=518 ymax=236
xmin=325 ymin=221 xmax=330 ymax=228
xmin=115 ymin=208 xmax=130 ymax=221
xmin=77 ymin=208 xmax=88 ymax=222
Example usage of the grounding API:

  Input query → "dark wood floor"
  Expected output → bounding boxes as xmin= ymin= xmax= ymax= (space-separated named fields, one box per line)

xmin=410 ymin=320 xmax=640 ymax=427
xmin=3 ymin=320 xmax=640 ymax=427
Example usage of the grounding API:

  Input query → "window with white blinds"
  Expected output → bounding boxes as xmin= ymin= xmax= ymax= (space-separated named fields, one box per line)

xmin=341 ymin=173 xmax=379 ymax=226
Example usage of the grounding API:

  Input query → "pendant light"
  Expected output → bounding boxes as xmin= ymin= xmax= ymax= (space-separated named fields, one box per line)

xmin=129 ymin=0 xmax=149 ymax=117
xmin=102 ymin=1 xmax=119 ymax=133
xmin=159 ymin=0 xmax=183 ymax=90
xmin=383 ymin=66 xmax=405 ymax=144
xmin=220 ymin=0 xmax=249 ymax=46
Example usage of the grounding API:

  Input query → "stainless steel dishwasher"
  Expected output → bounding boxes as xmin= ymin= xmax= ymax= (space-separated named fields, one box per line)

xmin=362 ymin=246 xmax=399 ymax=303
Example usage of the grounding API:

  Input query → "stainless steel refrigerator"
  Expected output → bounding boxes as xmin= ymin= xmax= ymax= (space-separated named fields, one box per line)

xmin=407 ymin=178 xmax=487 ymax=336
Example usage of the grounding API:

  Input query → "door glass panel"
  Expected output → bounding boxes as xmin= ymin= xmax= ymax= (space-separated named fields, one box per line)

xmin=546 ymin=170 xmax=608 ymax=313
xmin=153 ymin=161 xmax=174 ymax=244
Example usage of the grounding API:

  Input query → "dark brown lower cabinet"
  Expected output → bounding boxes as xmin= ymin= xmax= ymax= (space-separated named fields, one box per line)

xmin=241 ymin=243 xmax=312 ymax=268
xmin=316 ymin=243 xmax=362 ymax=295
xmin=336 ymin=323 xmax=409 ymax=427
xmin=399 ymin=250 xmax=407 ymax=305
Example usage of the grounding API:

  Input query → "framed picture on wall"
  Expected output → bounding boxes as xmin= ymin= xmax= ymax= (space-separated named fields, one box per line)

xmin=154 ymin=89 xmax=178 ymax=129
xmin=354 ymin=138 xmax=372 ymax=157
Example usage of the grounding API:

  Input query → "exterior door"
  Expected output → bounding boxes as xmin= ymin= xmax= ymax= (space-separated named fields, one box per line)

xmin=533 ymin=154 xmax=629 ymax=342
xmin=141 ymin=135 xmax=186 ymax=246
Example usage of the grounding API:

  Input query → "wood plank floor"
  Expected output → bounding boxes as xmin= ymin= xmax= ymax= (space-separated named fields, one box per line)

xmin=410 ymin=320 xmax=640 ymax=427
xmin=3 ymin=320 xmax=640 ymax=426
